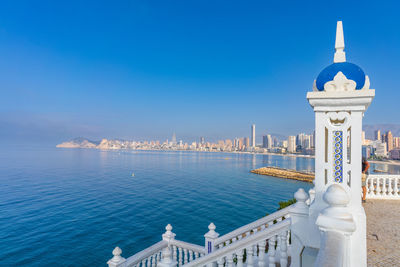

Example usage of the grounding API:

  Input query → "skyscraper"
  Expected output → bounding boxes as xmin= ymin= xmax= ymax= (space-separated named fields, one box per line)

xmin=386 ymin=131 xmax=393 ymax=152
xmin=288 ymin=136 xmax=296 ymax=153
xmin=251 ymin=124 xmax=256 ymax=147
xmin=262 ymin=134 xmax=272 ymax=149
xmin=200 ymin=137 xmax=205 ymax=144
xmin=171 ymin=133 xmax=177 ymax=145
xmin=375 ymin=130 xmax=381 ymax=141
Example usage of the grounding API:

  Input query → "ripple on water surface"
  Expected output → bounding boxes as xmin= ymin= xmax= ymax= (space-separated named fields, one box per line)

xmin=0 ymin=148 xmax=349 ymax=266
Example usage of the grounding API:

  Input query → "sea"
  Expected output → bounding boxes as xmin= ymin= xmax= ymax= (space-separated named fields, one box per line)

xmin=1 ymin=147 xmax=399 ymax=266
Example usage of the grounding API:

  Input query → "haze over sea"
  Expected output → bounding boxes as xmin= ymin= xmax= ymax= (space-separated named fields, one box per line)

xmin=1 ymin=148 xmax=399 ymax=266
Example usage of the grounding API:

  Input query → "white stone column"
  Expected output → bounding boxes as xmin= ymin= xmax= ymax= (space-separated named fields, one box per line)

xmin=158 ymin=246 xmax=178 ymax=267
xmin=315 ymin=184 xmax=356 ymax=267
xmin=204 ymin=223 xmax=219 ymax=254
xmin=107 ymin=247 xmax=126 ymax=267
xmin=288 ymin=188 xmax=310 ymax=267
xmin=162 ymin=224 xmax=176 ymax=242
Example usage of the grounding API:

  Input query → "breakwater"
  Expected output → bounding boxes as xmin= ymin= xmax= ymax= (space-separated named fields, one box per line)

xmin=251 ymin=167 xmax=314 ymax=183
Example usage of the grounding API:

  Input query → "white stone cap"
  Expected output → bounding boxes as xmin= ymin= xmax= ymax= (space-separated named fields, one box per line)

xmin=204 ymin=223 xmax=219 ymax=239
xmin=162 ymin=224 xmax=176 ymax=241
xmin=307 ymin=89 xmax=375 ymax=112
xmin=316 ymin=184 xmax=356 ymax=233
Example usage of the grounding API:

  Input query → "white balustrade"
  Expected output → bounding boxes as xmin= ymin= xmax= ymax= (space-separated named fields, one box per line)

xmin=366 ymin=175 xmax=400 ymax=199
xmin=182 ymin=219 xmax=291 ymax=267
xmin=213 ymin=206 xmax=291 ymax=250
xmin=111 ymin=224 xmax=205 ymax=267
xmin=109 ymin=206 xmax=292 ymax=267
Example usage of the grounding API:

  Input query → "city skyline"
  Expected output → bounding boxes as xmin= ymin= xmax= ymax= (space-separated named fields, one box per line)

xmin=1 ymin=1 xmax=400 ymax=145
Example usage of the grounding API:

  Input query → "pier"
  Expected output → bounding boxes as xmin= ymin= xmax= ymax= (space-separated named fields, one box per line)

xmin=251 ymin=167 xmax=314 ymax=183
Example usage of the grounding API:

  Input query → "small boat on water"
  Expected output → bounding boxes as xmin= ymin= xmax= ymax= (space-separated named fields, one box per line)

xmin=131 ymin=172 xmax=135 ymax=177
xmin=374 ymin=169 xmax=385 ymax=173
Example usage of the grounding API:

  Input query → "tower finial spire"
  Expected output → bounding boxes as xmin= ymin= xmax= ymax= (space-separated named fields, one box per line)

xmin=334 ymin=21 xmax=346 ymax=63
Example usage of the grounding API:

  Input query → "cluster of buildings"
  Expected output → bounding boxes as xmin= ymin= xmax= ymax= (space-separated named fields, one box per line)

xmin=93 ymin=124 xmax=317 ymax=156
xmin=362 ymin=130 xmax=400 ymax=160
xmin=263 ymin=133 xmax=315 ymax=155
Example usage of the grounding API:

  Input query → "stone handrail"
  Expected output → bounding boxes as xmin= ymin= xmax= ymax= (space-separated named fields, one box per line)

xmin=214 ymin=205 xmax=291 ymax=249
xmin=109 ymin=224 xmax=206 ymax=267
xmin=366 ymin=174 xmax=400 ymax=199
xmin=169 ymin=239 xmax=205 ymax=266
xmin=182 ymin=219 xmax=291 ymax=267
xmin=125 ymin=240 xmax=167 ymax=267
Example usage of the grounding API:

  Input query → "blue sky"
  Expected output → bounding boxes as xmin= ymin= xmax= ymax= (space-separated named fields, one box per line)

xmin=1 ymin=0 xmax=399 ymax=144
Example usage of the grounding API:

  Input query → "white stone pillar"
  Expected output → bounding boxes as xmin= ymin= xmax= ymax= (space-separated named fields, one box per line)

xmin=204 ymin=223 xmax=219 ymax=254
xmin=107 ymin=247 xmax=126 ymax=267
xmin=315 ymin=184 xmax=356 ymax=267
xmin=158 ymin=246 xmax=178 ymax=267
xmin=162 ymin=224 xmax=176 ymax=242
xmin=289 ymin=188 xmax=310 ymax=267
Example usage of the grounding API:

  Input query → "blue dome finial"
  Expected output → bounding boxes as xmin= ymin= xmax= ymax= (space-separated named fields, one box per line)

xmin=315 ymin=21 xmax=367 ymax=91
xmin=334 ymin=21 xmax=346 ymax=63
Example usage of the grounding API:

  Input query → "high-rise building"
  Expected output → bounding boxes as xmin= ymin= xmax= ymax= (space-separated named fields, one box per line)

xmin=262 ymin=134 xmax=273 ymax=149
xmin=394 ymin=137 xmax=400 ymax=149
xmin=375 ymin=130 xmax=381 ymax=141
xmin=172 ymin=133 xmax=177 ymax=145
xmin=200 ymin=137 xmax=205 ymax=144
xmin=288 ymin=136 xmax=296 ymax=153
xmin=244 ymin=137 xmax=250 ymax=148
xmin=386 ymin=131 xmax=393 ymax=152
xmin=251 ymin=124 xmax=256 ymax=147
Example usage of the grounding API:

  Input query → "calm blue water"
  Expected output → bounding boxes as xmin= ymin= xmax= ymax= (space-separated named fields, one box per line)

xmin=0 ymin=148 xmax=398 ymax=266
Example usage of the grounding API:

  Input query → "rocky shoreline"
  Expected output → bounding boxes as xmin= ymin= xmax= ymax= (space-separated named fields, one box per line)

xmin=250 ymin=167 xmax=314 ymax=183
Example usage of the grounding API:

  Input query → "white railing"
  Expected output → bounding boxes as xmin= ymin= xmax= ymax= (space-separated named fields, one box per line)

xmin=125 ymin=240 xmax=166 ymax=267
xmin=366 ymin=174 xmax=400 ymax=199
xmin=108 ymin=224 xmax=205 ymax=267
xmin=183 ymin=219 xmax=291 ymax=267
xmin=108 ymin=206 xmax=292 ymax=267
xmin=214 ymin=206 xmax=291 ymax=250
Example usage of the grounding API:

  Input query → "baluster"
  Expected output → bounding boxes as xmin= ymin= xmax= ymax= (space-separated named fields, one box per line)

xmin=268 ymin=235 xmax=277 ymax=267
xmin=189 ymin=250 xmax=193 ymax=261
xmin=280 ymin=230 xmax=288 ymax=267
xmin=195 ymin=252 xmax=199 ymax=259
xmin=380 ymin=178 xmax=384 ymax=195
xmin=172 ymin=246 xmax=177 ymax=263
xmin=385 ymin=177 xmax=389 ymax=196
xmin=394 ymin=178 xmax=399 ymax=196
xmin=258 ymin=240 xmax=267 ymax=267
xmin=155 ymin=251 xmax=159 ymax=266
xmin=151 ymin=254 xmax=156 ymax=267
xmin=247 ymin=245 xmax=254 ymax=267
xmin=388 ymin=178 xmax=393 ymax=196
xmin=275 ymin=220 xmax=282 ymax=262
xmin=183 ymin=248 xmax=188 ymax=264
xmin=226 ymin=253 xmax=234 ymax=267
xmin=146 ymin=256 xmax=151 ymax=267
xmin=367 ymin=177 xmax=372 ymax=196
xmin=178 ymin=247 xmax=183 ymax=266
xmin=236 ymin=249 xmax=244 ymax=267
xmin=141 ymin=259 xmax=146 ymax=267
xmin=217 ymin=257 xmax=225 ymax=267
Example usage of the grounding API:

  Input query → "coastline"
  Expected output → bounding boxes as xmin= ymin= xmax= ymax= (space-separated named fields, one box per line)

xmin=56 ymin=146 xmax=400 ymax=166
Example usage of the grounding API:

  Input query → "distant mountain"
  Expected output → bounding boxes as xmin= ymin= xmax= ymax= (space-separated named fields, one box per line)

xmin=363 ymin=124 xmax=400 ymax=139
xmin=56 ymin=137 xmax=100 ymax=148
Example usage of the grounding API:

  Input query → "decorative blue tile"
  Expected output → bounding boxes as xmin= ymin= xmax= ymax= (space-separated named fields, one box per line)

xmin=333 ymin=131 xmax=343 ymax=183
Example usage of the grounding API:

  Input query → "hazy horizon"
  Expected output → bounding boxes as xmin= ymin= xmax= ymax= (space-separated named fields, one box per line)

xmin=1 ymin=1 xmax=400 ymax=145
